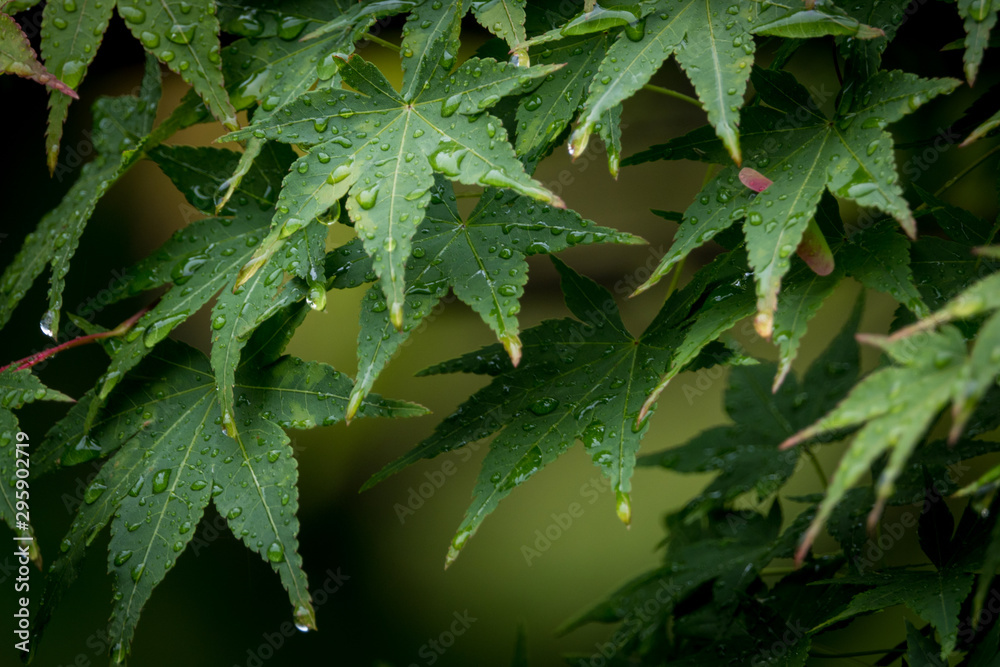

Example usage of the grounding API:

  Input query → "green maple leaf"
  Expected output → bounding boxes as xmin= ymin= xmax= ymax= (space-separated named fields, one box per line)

xmin=212 ymin=0 xmax=401 ymax=208
xmin=0 ymin=9 xmax=76 ymax=95
xmin=962 ymin=106 xmax=1000 ymax=146
xmin=905 ymin=620 xmax=945 ymax=667
xmin=363 ymin=247 xmax=762 ymax=566
xmin=560 ymin=505 xmax=793 ymax=652
xmin=222 ymin=50 xmax=564 ymax=331
xmin=514 ymin=31 xmax=622 ymax=170
xmin=751 ymin=3 xmax=885 ymax=40
xmin=86 ymin=142 xmax=331 ymax=438
xmin=625 ymin=67 xmax=959 ymax=338
xmin=957 ymin=0 xmax=999 ymax=85
xmin=564 ymin=0 xmax=759 ymax=164
xmin=637 ymin=192 xmax=923 ymax=414
xmin=40 ymin=0 xmax=235 ymax=170
xmin=817 ymin=568 xmax=974 ymax=658
xmin=835 ymin=0 xmax=907 ymax=83
xmin=472 ymin=0 xmax=527 ymax=55
xmin=33 ymin=329 xmax=424 ymax=663
xmin=638 ymin=293 xmax=861 ymax=521
xmin=0 ymin=57 xmax=161 ymax=339
xmin=344 ymin=178 xmax=643 ymax=419
xmin=303 ymin=0 xmax=526 ymax=60
xmin=782 ymin=290 xmax=1000 ymax=563
xmin=0 ymin=368 xmax=73 ymax=565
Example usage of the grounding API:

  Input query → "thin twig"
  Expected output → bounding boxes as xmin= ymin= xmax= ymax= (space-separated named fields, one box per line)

xmin=0 ymin=304 xmax=153 ymax=374
xmin=642 ymin=84 xmax=702 ymax=109
xmin=804 ymin=447 xmax=829 ymax=491
xmin=928 ymin=142 xmax=1000 ymax=202
xmin=364 ymin=33 xmax=401 ymax=52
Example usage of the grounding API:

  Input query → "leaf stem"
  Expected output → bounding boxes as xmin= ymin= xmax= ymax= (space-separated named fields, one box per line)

xmin=804 ymin=447 xmax=828 ymax=490
xmin=662 ymin=165 xmax=715 ymax=301
xmin=0 ymin=304 xmax=153 ymax=374
xmin=364 ymin=33 xmax=401 ymax=52
xmin=810 ymin=648 xmax=904 ymax=659
xmin=641 ymin=84 xmax=702 ymax=109
xmin=930 ymin=142 xmax=1000 ymax=200
xmin=830 ymin=37 xmax=843 ymax=86
xmin=662 ymin=258 xmax=686 ymax=301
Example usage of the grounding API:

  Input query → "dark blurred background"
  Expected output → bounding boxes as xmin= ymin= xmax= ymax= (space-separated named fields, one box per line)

xmin=1 ymin=3 xmax=998 ymax=666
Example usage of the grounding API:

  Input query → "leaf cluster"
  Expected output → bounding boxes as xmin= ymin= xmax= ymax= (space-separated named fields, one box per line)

xmin=0 ymin=0 xmax=999 ymax=663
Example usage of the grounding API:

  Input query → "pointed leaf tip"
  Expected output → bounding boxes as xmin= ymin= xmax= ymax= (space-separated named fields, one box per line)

xmin=754 ymin=311 xmax=773 ymax=340
xmin=390 ymin=301 xmax=404 ymax=331
xmin=794 ymin=529 xmax=815 ymax=566
xmin=294 ymin=603 xmax=317 ymax=632
xmin=639 ymin=385 xmax=662 ymax=422
xmin=771 ymin=365 xmax=792 ymax=394
xmin=796 ymin=219 xmax=835 ymax=276
xmin=568 ymin=128 xmax=589 ymax=162
xmin=615 ymin=490 xmax=631 ymax=525
xmin=866 ymin=497 xmax=887 ymax=534
xmin=235 ymin=253 xmax=269 ymax=291
xmin=345 ymin=390 xmax=364 ymax=424
xmin=445 ymin=529 xmax=472 ymax=569
xmin=722 ymin=127 xmax=741 ymax=166
xmin=502 ymin=333 xmax=522 ymax=367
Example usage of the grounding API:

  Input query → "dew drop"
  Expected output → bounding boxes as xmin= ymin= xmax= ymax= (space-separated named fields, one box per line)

xmin=152 ymin=469 xmax=171 ymax=493
xmin=118 ymin=5 xmax=145 ymax=22
xmin=529 ymin=397 xmax=559 ymax=415
xmin=166 ymin=23 xmax=197 ymax=44
xmin=267 ymin=541 xmax=285 ymax=562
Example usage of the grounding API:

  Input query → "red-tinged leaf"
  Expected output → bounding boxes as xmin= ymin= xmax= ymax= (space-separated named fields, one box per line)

xmin=0 ymin=12 xmax=77 ymax=97
xmin=796 ymin=218 xmax=835 ymax=276
xmin=739 ymin=166 xmax=773 ymax=193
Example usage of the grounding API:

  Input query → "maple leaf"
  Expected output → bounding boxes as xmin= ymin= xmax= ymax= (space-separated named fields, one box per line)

xmin=0 ymin=57 xmax=161 ymax=340
xmin=625 ymin=67 xmax=959 ymax=338
xmin=223 ymin=51 xmax=564 ymax=332
xmin=961 ymin=106 xmax=1000 ymax=146
xmin=344 ymin=178 xmax=643 ymax=419
xmin=638 ymin=294 xmax=862 ymax=521
xmin=212 ymin=0 xmax=405 ymax=209
xmin=818 ymin=568 xmax=974 ymax=659
xmin=637 ymin=191 xmax=925 ymax=412
xmin=0 ymin=8 xmax=76 ymax=96
xmin=782 ymin=298 xmax=1000 ymax=564
xmin=562 ymin=0 xmax=759 ymax=165
xmin=514 ymin=30 xmax=622 ymax=171
xmin=33 ymin=326 xmax=425 ymax=663
xmin=39 ymin=0 xmax=236 ymax=170
xmin=559 ymin=505 xmax=806 ymax=654
xmin=85 ymin=142 xmax=329 ymax=438
xmin=362 ymin=247 xmax=763 ymax=566
xmin=751 ymin=2 xmax=885 ymax=40
xmin=302 ymin=0 xmax=527 ymax=61
xmin=957 ymin=0 xmax=999 ymax=85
